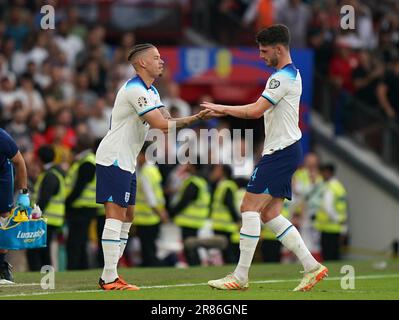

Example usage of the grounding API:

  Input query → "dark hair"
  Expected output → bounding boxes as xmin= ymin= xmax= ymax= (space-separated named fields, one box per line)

xmin=128 ymin=43 xmax=155 ymax=62
xmin=38 ymin=145 xmax=55 ymax=164
xmin=320 ymin=163 xmax=336 ymax=175
xmin=256 ymin=24 xmax=290 ymax=47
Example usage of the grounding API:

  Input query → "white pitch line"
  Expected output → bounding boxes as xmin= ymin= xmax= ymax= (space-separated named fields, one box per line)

xmin=0 ymin=283 xmax=41 ymax=288
xmin=1 ymin=273 xmax=399 ymax=298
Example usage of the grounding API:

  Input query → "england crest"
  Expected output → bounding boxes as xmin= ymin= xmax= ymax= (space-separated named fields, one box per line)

xmin=125 ymin=192 xmax=130 ymax=203
xmin=269 ymin=78 xmax=280 ymax=89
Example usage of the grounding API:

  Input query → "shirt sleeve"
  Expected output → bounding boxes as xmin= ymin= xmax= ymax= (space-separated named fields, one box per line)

xmin=125 ymin=87 xmax=157 ymax=116
xmin=0 ymin=130 xmax=19 ymax=159
xmin=261 ymin=72 xmax=291 ymax=105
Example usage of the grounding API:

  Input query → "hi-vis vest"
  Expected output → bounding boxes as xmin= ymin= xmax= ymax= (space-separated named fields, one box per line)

xmin=314 ymin=179 xmax=347 ymax=234
xmin=211 ymin=179 xmax=239 ymax=233
xmin=34 ymin=168 xmax=66 ymax=227
xmin=65 ymin=152 xmax=100 ymax=209
xmin=261 ymin=201 xmax=291 ymax=240
xmin=231 ymin=187 xmax=246 ymax=244
xmin=173 ymin=175 xmax=210 ymax=229
xmin=133 ymin=164 xmax=165 ymax=226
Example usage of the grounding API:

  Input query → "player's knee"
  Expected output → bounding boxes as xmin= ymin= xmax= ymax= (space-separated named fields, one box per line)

xmin=260 ymin=206 xmax=281 ymax=223
xmin=240 ymin=201 xmax=260 ymax=213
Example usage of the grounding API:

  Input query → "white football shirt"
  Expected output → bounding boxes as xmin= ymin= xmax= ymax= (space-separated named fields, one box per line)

xmin=261 ymin=63 xmax=302 ymax=155
xmin=96 ymin=75 xmax=163 ymax=173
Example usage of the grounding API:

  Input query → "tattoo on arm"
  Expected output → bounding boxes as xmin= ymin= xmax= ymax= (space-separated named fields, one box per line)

xmin=159 ymin=106 xmax=172 ymax=120
xmin=174 ymin=115 xmax=198 ymax=128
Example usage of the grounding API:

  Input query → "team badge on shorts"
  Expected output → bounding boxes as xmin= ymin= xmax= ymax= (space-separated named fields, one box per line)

xmin=269 ymin=79 xmax=280 ymax=89
xmin=125 ymin=192 xmax=130 ymax=203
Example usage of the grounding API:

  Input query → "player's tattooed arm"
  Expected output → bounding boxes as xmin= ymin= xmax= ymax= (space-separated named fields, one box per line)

xmin=159 ymin=106 xmax=211 ymax=128
xmin=172 ymin=110 xmax=210 ymax=128
xmin=158 ymin=106 xmax=172 ymax=120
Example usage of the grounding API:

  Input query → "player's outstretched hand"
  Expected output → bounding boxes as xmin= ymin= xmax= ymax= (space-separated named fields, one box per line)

xmin=200 ymin=102 xmax=226 ymax=117
xmin=195 ymin=109 xmax=221 ymax=120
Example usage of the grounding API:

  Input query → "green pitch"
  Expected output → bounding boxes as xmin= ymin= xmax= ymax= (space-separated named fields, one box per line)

xmin=1 ymin=260 xmax=399 ymax=300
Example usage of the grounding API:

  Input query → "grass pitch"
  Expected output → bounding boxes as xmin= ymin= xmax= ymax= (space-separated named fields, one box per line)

xmin=1 ymin=260 xmax=399 ymax=300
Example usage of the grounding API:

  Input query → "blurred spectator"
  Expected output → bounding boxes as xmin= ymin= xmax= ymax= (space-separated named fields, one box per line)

xmin=33 ymin=59 xmax=52 ymax=91
xmin=44 ymin=65 xmax=74 ymax=119
xmin=276 ymin=0 xmax=311 ymax=48
xmin=85 ymin=59 xmax=107 ymax=96
xmin=5 ymin=101 xmax=31 ymax=152
xmin=27 ymin=31 xmax=50 ymax=68
xmin=242 ymin=0 xmax=274 ymax=31
xmin=4 ymin=6 xmax=30 ymax=50
xmin=352 ymin=50 xmax=384 ymax=106
xmin=307 ymin=27 xmax=334 ymax=75
xmin=65 ymin=6 xmax=88 ymax=40
xmin=314 ymin=163 xmax=348 ymax=261
xmin=27 ymin=111 xmax=46 ymax=154
xmin=27 ymin=145 xmax=66 ymax=271
xmin=376 ymin=58 xmax=399 ymax=122
xmin=14 ymin=72 xmax=45 ymax=116
xmin=45 ymin=108 xmax=77 ymax=150
xmin=328 ymin=37 xmax=359 ymax=93
xmin=0 ymin=74 xmax=18 ymax=122
xmin=54 ymin=19 xmax=84 ymax=68
xmin=209 ymin=164 xmax=240 ymax=264
xmin=65 ymin=134 xmax=98 ymax=270
xmin=76 ymin=25 xmax=110 ymax=69
xmin=73 ymin=72 xmax=98 ymax=107
xmin=87 ymin=98 xmax=111 ymax=139
xmin=0 ymin=53 xmax=11 ymax=79
xmin=171 ymin=163 xmax=210 ymax=266
xmin=162 ymin=82 xmax=191 ymax=118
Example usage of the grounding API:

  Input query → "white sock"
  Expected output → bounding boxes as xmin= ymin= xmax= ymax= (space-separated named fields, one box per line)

xmin=119 ymin=222 xmax=132 ymax=259
xmin=234 ymin=211 xmax=261 ymax=282
xmin=266 ymin=215 xmax=319 ymax=272
xmin=101 ymin=218 xmax=123 ymax=283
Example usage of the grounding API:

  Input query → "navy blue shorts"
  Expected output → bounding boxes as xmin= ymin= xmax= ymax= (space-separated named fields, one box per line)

xmin=96 ymin=164 xmax=136 ymax=208
xmin=246 ymin=141 xmax=302 ymax=200
xmin=0 ymin=160 xmax=14 ymax=214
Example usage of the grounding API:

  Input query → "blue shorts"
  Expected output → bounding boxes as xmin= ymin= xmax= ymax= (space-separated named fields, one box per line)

xmin=96 ymin=164 xmax=136 ymax=208
xmin=246 ymin=141 xmax=302 ymax=200
xmin=0 ymin=160 xmax=14 ymax=214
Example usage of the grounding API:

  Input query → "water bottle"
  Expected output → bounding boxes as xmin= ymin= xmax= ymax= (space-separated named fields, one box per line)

xmin=31 ymin=204 xmax=42 ymax=219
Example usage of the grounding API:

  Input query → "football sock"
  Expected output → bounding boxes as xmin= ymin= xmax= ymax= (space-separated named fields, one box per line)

xmin=101 ymin=218 xmax=122 ymax=283
xmin=266 ymin=215 xmax=319 ymax=272
xmin=234 ymin=211 xmax=261 ymax=282
xmin=119 ymin=222 xmax=132 ymax=259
